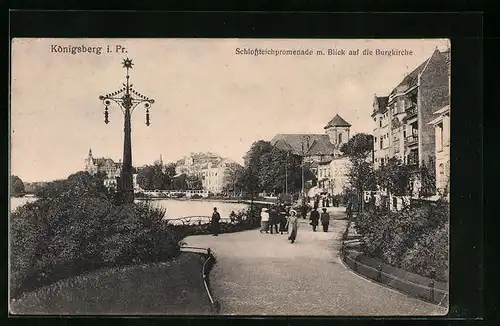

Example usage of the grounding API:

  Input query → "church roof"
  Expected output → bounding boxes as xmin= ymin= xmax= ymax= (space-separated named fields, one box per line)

xmin=271 ymin=134 xmax=329 ymax=155
xmin=324 ymin=114 xmax=351 ymax=129
xmin=305 ymin=138 xmax=337 ymax=156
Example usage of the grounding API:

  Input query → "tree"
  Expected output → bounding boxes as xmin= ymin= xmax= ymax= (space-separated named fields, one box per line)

xmin=172 ymin=174 xmax=187 ymax=191
xmin=419 ymin=155 xmax=437 ymax=197
xmin=163 ymin=163 xmax=176 ymax=189
xmin=137 ymin=164 xmax=169 ymax=190
xmin=10 ymin=175 xmax=25 ymax=197
xmin=223 ymin=163 xmax=244 ymax=196
xmin=341 ymin=133 xmax=376 ymax=212
xmin=375 ymin=157 xmax=412 ymax=209
xmin=186 ymin=175 xmax=203 ymax=190
xmin=340 ymin=133 xmax=374 ymax=160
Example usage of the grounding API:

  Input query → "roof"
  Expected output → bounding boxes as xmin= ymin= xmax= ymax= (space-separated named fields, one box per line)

xmin=372 ymin=96 xmax=389 ymax=117
xmin=390 ymin=58 xmax=430 ymax=97
xmin=271 ymin=134 xmax=329 ymax=155
xmin=318 ymin=159 xmax=333 ymax=166
xmin=93 ymin=158 xmax=120 ymax=166
xmin=305 ymin=138 xmax=337 ymax=156
xmin=324 ymin=114 xmax=351 ymax=129
xmin=390 ymin=49 xmax=451 ymax=98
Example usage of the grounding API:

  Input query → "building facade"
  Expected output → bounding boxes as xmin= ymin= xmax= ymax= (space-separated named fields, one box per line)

xmin=175 ymin=152 xmax=241 ymax=193
xmin=329 ymin=156 xmax=352 ymax=196
xmin=85 ymin=149 xmax=138 ymax=190
xmin=429 ymin=48 xmax=451 ymax=197
xmin=372 ymin=47 xmax=450 ymax=189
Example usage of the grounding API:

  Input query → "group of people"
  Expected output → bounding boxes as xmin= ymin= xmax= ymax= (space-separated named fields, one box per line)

xmin=310 ymin=194 xmax=341 ymax=210
xmin=260 ymin=203 xmax=333 ymax=244
xmin=260 ymin=204 xmax=300 ymax=243
xmin=210 ymin=200 xmax=342 ymax=243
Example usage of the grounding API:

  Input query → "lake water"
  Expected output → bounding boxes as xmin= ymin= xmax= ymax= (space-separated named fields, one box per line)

xmin=10 ymin=197 xmax=248 ymax=220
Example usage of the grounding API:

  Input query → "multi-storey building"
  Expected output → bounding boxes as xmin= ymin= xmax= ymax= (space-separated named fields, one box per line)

xmin=85 ymin=149 xmax=122 ymax=180
xmin=175 ymin=152 xmax=241 ymax=193
xmin=329 ymin=156 xmax=352 ymax=195
xmin=429 ymin=48 xmax=451 ymax=197
xmin=372 ymin=48 xmax=450 ymax=182
xmin=85 ymin=149 xmax=138 ymax=190
xmin=175 ymin=152 xmax=222 ymax=176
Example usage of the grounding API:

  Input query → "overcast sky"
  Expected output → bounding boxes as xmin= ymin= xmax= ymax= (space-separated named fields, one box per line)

xmin=11 ymin=38 xmax=449 ymax=182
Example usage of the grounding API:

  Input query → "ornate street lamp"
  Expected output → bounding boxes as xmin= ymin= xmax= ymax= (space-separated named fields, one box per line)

xmin=99 ymin=58 xmax=155 ymax=204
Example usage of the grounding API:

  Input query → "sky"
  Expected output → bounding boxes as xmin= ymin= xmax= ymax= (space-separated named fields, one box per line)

xmin=10 ymin=38 xmax=449 ymax=182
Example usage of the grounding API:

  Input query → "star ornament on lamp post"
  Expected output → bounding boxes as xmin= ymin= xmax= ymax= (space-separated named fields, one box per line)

xmin=98 ymin=58 xmax=155 ymax=204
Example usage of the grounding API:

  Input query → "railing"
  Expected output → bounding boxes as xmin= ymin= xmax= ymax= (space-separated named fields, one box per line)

xmin=405 ymin=103 xmax=417 ymax=117
xmin=180 ymin=246 xmax=220 ymax=314
xmin=405 ymin=134 xmax=419 ymax=146
xmin=166 ymin=215 xmax=244 ymax=226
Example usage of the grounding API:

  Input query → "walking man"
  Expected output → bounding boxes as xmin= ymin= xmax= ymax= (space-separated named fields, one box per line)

xmin=309 ymin=207 xmax=320 ymax=232
xmin=269 ymin=205 xmax=279 ymax=234
xmin=286 ymin=209 xmax=299 ymax=244
xmin=320 ymin=208 xmax=330 ymax=232
xmin=211 ymin=207 xmax=221 ymax=236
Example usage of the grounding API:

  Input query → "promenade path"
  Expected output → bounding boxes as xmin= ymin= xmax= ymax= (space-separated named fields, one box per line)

xmin=184 ymin=208 xmax=448 ymax=316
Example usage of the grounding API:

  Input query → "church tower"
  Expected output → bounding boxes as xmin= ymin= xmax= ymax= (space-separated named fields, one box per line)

xmin=85 ymin=148 xmax=95 ymax=174
xmin=324 ymin=114 xmax=351 ymax=147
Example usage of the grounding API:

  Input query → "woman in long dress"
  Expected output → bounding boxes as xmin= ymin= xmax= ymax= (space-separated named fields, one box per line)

xmin=286 ymin=209 xmax=299 ymax=244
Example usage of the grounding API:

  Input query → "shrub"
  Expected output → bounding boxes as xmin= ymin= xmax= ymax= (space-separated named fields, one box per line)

xmin=353 ymin=199 xmax=449 ymax=281
xmin=191 ymin=194 xmax=202 ymax=199
xmin=10 ymin=174 xmax=180 ymax=299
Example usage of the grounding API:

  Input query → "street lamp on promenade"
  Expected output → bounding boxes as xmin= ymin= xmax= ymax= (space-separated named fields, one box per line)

xmin=99 ymin=58 xmax=155 ymax=204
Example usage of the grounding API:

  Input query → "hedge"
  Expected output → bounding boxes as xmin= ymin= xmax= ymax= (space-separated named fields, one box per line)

xmin=353 ymin=199 xmax=449 ymax=282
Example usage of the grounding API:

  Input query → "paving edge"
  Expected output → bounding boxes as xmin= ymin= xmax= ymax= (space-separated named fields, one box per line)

xmin=340 ymin=247 xmax=449 ymax=308
xmin=181 ymin=246 xmax=221 ymax=314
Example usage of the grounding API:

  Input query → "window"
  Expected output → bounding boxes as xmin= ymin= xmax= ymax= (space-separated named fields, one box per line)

xmin=381 ymin=157 xmax=385 ymax=166
xmin=374 ymin=136 xmax=377 ymax=143
xmin=436 ymin=122 xmax=444 ymax=152
xmin=379 ymin=118 xmax=382 ymax=127
xmin=380 ymin=139 xmax=383 ymax=150
xmin=403 ymin=129 xmax=406 ymax=138
xmin=338 ymin=133 xmax=343 ymax=144
xmin=439 ymin=163 xmax=444 ymax=177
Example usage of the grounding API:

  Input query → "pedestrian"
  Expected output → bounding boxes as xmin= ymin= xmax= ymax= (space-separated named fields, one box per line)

xmin=229 ymin=210 xmax=237 ymax=223
xmin=346 ymin=199 xmax=353 ymax=220
xmin=211 ymin=207 xmax=221 ymax=236
xmin=314 ymin=195 xmax=320 ymax=210
xmin=260 ymin=207 xmax=270 ymax=233
xmin=309 ymin=207 xmax=320 ymax=232
xmin=322 ymin=196 xmax=326 ymax=208
xmin=326 ymin=197 xmax=330 ymax=207
xmin=320 ymin=208 xmax=330 ymax=232
xmin=301 ymin=201 xmax=309 ymax=219
xmin=269 ymin=205 xmax=279 ymax=234
xmin=279 ymin=204 xmax=288 ymax=235
xmin=286 ymin=209 xmax=299 ymax=244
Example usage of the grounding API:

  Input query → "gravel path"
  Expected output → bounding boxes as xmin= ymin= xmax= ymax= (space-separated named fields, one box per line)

xmin=184 ymin=209 xmax=448 ymax=316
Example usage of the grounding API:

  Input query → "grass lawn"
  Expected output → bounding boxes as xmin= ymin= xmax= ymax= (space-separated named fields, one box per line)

xmin=10 ymin=252 xmax=214 ymax=315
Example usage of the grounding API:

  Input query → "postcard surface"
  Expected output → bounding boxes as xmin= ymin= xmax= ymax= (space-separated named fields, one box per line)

xmin=10 ymin=38 xmax=450 ymax=315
